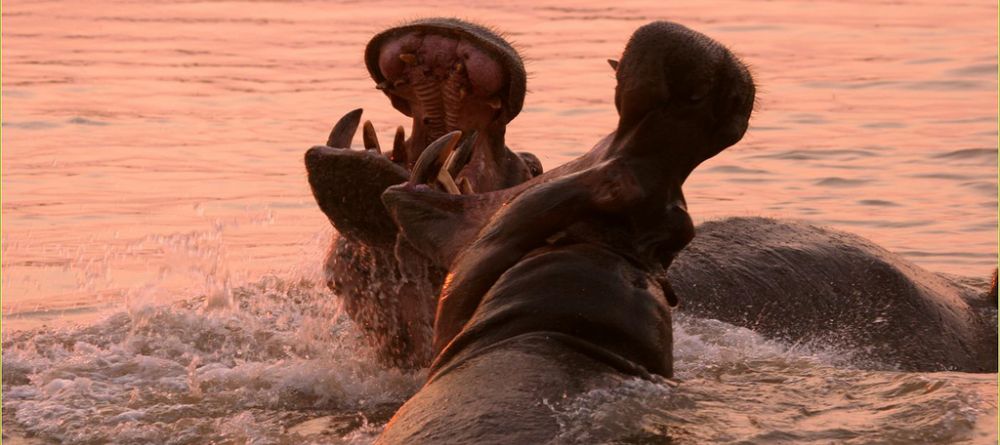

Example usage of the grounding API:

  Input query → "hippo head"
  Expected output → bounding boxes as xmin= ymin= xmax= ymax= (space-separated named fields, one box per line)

xmin=302 ymin=19 xmax=545 ymax=368
xmin=305 ymin=18 xmax=539 ymax=249
xmin=609 ymin=21 xmax=755 ymax=179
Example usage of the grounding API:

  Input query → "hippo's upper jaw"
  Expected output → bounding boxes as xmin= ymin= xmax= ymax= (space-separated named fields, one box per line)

xmin=305 ymin=18 xmax=541 ymax=248
xmin=365 ymin=18 xmax=525 ymax=167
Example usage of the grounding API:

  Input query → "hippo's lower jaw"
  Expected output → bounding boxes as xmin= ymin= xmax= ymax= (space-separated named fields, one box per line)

xmin=305 ymin=18 xmax=543 ymax=249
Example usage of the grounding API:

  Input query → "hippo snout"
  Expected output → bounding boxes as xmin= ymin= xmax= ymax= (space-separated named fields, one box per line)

xmin=304 ymin=145 xmax=334 ymax=172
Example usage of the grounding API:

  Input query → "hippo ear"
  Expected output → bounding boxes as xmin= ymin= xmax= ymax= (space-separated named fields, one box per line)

xmin=381 ymin=186 xmax=492 ymax=268
xmin=607 ymin=59 xmax=619 ymax=71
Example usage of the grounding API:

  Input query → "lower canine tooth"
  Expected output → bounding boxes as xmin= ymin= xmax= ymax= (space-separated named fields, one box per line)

xmin=392 ymin=125 xmax=406 ymax=163
xmin=362 ymin=120 xmax=381 ymax=152
xmin=458 ymin=177 xmax=474 ymax=194
xmin=409 ymin=130 xmax=462 ymax=186
xmin=446 ymin=130 xmax=477 ymax=176
xmin=437 ymin=169 xmax=461 ymax=195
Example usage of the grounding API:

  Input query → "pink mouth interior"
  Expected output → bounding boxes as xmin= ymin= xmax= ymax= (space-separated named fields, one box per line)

xmin=376 ymin=32 xmax=508 ymax=149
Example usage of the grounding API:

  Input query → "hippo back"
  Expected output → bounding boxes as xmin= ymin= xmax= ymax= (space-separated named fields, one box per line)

xmin=668 ymin=216 xmax=997 ymax=372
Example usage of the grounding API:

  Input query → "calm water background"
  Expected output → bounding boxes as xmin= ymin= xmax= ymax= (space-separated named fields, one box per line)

xmin=1 ymin=1 xmax=997 ymax=444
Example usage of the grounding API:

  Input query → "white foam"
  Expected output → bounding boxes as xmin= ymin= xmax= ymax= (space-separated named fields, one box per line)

xmin=3 ymin=277 xmax=422 ymax=444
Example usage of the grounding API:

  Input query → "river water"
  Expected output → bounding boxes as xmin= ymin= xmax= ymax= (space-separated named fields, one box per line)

xmin=2 ymin=0 xmax=997 ymax=443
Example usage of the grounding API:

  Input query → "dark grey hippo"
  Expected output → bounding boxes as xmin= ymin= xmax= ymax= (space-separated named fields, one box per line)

xmin=304 ymin=18 xmax=542 ymax=367
xmin=375 ymin=21 xmax=755 ymax=443
xmin=668 ymin=216 xmax=997 ymax=372
xmin=305 ymin=18 xmax=997 ymax=374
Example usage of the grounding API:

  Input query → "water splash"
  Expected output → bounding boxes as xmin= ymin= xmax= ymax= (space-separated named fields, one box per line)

xmin=3 ymin=277 xmax=422 ymax=444
xmin=544 ymin=313 xmax=995 ymax=444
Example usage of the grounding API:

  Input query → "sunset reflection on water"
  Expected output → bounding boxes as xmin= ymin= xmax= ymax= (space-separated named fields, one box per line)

xmin=2 ymin=1 xmax=996 ymax=326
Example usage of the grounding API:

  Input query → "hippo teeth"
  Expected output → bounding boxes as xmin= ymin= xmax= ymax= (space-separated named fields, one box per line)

xmin=320 ymin=111 xmax=476 ymax=196
xmin=323 ymin=110 xmax=407 ymax=164
xmin=436 ymin=131 xmax=479 ymax=194
xmin=435 ymin=132 xmax=476 ymax=195
xmin=392 ymin=125 xmax=407 ymax=163
xmin=398 ymin=53 xmax=418 ymax=65
xmin=409 ymin=130 xmax=471 ymax=195
xmin=435 ymin=131 xmax=479 ymax=195
xmin=444 ymin=130 xmax=477 ymax=177
xmin=436 ymin=168 xmax=461 ymax=194
xmin=327 ymin=108 xmax=363 ymax=148
xmin=362 ymin=120 xmax=381 ymax=153
xmin=458 ymin=176 xmax=474 ymax=194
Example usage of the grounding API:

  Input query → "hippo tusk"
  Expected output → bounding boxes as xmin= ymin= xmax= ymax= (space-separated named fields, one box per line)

xmin=445 ymin=130 xmax=477 ymax=177
xmin=436 ymin=169 xmax=461 ymax=194
xmin=458 ymin=176 xmax=474 ymax=194
xmin=392 ymin=125 xmax=407 ymax=163
xmin=327 ymin=108 xmax=363 ymax=148
xmin=363 ymin=120 xmax=381 ymax=153
xmin=410 ymin=130 xmax=462 ymax=186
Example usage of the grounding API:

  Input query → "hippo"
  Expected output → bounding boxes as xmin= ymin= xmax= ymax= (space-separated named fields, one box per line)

xmin=304 ymin=18 xmax=542 ymax=367
xmin=668 ymin=216 xmax=997 ymax=372
xmin=305 ymin=18 xmax=997 ymax=373
xmin=374 ymin=21 xmax=755 ymax=443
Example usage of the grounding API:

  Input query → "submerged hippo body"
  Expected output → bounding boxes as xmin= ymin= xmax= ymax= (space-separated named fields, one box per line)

xmin=670 ymin=217 xmax=998 ymax=372
xmin=377 ymin=21 xmax=755 ymax=443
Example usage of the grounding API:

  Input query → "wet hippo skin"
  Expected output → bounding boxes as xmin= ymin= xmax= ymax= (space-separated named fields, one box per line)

xmin=669 ymin=216 xmax=998 ymax=372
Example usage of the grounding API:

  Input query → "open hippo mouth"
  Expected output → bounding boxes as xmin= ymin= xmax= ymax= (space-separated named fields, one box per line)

xmin=305 ymin=18 xmax=540 ymax=248
xmin=302 ymin=18 xmax=545 ymax=368
xmin=303 ymin=19 xmax=757 ymax=369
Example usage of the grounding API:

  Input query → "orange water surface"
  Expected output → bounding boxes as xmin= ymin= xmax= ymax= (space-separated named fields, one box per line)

xmin=2 ymin=0 xmax=997 ymax=329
